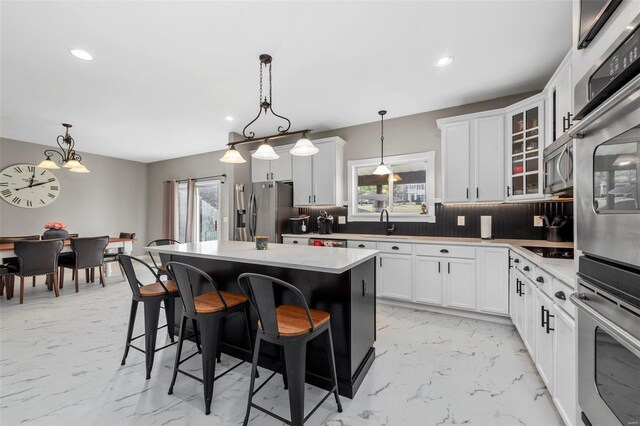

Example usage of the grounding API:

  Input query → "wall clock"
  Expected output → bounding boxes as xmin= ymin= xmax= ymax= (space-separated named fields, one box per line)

xmin=0 ymin=164 xmax=61 ymax=208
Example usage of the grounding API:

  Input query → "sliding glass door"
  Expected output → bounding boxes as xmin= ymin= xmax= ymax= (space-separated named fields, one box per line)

xmin=178 ymin=180 xmax=221 ymax=243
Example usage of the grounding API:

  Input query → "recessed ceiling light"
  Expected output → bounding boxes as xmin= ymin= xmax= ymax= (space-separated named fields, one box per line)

xmin=224 ymin=115 xmax=234 ymax=122
xmin=69 ymin=49 xmax=93 ymax=61
xmin=436 ymin=56 xmax=454 ymax=67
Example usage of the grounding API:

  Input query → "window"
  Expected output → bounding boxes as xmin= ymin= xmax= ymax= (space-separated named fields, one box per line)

xmin=178 ymin=180 xmax=221 ymax=242
xmin=348 ymin=152 xmax=436 ymax=222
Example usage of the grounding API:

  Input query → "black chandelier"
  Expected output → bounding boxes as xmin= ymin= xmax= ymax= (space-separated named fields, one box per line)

xmin=37 ymin=123 xmax=90 ymax=173
xmin=220 ymin=54 xmax=317 ymax=163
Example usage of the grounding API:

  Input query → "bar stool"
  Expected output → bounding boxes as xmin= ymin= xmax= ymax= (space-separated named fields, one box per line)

xmin=165 ymin=262 xmax=255 ymax=415
xmin=237 ymin=273 xmax=342 ymax=426
xmin=147 ymin=239 xmax=180 ymax=279
xmin=118 ymin=255 xmax=179 ymax=380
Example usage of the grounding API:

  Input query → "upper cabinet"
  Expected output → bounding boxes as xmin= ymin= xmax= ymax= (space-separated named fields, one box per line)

xmin=545 ymin=51 xmax=573 ymax=146
xmin=292 ymin=137 xmax=345 ymax=207
xmin=506 ymin=95 xmax=545 ymax=200
xmin=251 ymin=145 xmax=293 ymax=182
xmin=438 ymin=112 xmax=504 ymax=203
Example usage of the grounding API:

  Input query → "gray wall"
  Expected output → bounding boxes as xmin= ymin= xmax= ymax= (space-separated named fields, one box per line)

xmin=0 ymin=137 xmax=148 ymax=254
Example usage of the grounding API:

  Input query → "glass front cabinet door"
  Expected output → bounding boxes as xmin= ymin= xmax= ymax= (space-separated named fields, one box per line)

xmin=507 ymin=97 xmax=545 ymax=200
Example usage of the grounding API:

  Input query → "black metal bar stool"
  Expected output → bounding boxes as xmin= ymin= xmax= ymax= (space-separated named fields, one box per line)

xmin=166 ymin=262 xmax=256 ymax=415
xmin=147 ymin=239 xmax=180 ymax=279
xmin=238 ymin=273 xmax=342 ymax=426
xmin=118 ymin=255 xmax=179 ymax=379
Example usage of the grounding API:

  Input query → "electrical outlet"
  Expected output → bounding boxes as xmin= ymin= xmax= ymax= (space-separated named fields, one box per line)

xmin=457 ymin=216 xmax=465 ymax=226
xmin=338 ymin=216 xmax=346 ymax=225
xmin=534 ymin=216 xmax=544 ymax=227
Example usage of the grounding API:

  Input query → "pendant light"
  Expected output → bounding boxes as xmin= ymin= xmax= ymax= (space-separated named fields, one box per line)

xmin=290 ymin=132 xmax=319 ymax=156
xmin=252 ymin=140 xmax=279 ymax=160
xmin=219 ymin=144 xmax=246 ymax=163
xmin=373 ymin=110 xmax=391 ymax=175
xmin=219 ymin=54 xmax=316 ymax=162
xmin=37 ymin=123 xmax=90 ymax=173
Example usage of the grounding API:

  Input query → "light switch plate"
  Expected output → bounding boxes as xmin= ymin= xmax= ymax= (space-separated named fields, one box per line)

xmin=223 ymin=216 xmax=229 ymax=223
xmin=534 ymin=216 xmax=544 ymax=227
xmin=338 ymin=216 xmax=346 ymax=225
xmin=457 ymin=216 xmax=465 ymax=226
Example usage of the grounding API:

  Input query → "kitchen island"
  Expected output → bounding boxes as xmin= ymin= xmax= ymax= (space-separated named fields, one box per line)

xmin=146 ymin=240 xmax=378 ymax=398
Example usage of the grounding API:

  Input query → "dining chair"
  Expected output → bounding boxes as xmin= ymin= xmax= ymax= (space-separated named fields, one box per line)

xmin=6 ymin=239 xmax=64 ymax=304
xmin=0 ymin=235 xmax=42 ymax=289
xmin=58 ymin=236 xmax=109 ymax=292
xmin=147 ymin=239 xmax=180 ymax=278
xmin=104 ymin=232 xmax=136 ymax=277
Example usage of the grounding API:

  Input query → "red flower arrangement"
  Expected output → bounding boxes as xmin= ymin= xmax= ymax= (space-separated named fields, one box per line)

xmin=44 ymin=221 xmax=67 ymax=230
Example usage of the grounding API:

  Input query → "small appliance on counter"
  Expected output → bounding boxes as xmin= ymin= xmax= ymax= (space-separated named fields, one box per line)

xmin=289 ymin=215 xmax=309 ymax=234
xmin=317 ymin=210 xmax=334 ymax=234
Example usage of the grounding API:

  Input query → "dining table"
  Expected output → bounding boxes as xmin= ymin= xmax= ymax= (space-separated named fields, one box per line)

xmin=0 ymin=237 xmax=135 ymax=277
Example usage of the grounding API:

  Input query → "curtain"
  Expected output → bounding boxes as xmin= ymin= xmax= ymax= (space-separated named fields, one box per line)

xmin=162 ymin=180 xmax=178 ymax=240
xmin=184 ymin=178 xmax=197 ymax=243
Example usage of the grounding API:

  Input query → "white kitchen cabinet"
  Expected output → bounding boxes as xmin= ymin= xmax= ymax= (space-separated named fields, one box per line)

xmin=476 ymin=247 xmax=509 ymax=315
xmin=535 ymin=288 xmax=555 ymax=390
xmin=506 ymin=95 xmax=545 ymax=200
xmin=292 ymin=137 xmax=345 ymax=207
xmin=251 ymin=145 xmax=293 ymax=182
xmin=545 ymin=51 xmax=573 ymax=146
xmin=474 ymin=115 xmax=505 ymax=201
xmin=444 ymin=258 xmax=476 ymax=310
xmin=441 ymin=121 xmax=471 ymax=202
xmin=438 ymin=112 xmax=505 ymax=203
xmin=282 ymin=236 xmax=309 ymax=246
xmin=414 ymin=256 xmax=443 ymax=305
xmin=378 ymin=253 xmax=412 ymax=301
xmin=554 ymin=307 xmax=576 ymax=426
xmin=509 ymin=260 xmax=519 ymax=326
xmin=514 ymin=273 xmax=525 ymax=335
xmin=523 ymin=278 xmax=537 ymax=356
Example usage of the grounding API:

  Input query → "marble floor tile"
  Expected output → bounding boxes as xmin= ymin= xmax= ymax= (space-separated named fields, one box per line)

xmin=0 ymin=269 xmax=564 ymax=425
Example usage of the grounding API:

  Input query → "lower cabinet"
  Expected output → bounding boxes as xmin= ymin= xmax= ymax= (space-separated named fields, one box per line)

xmin=535 ymin=288 xmax=556 ymax=390
xmin=445 ymin=258 xmax=476 ymax=310
xmin=377 ymin=253 xmax=412 ymax=301
xmin=553 ymin=308 xmax=576 ymax=426
xmin=414 ymin=256 xmax=443 ymax=305
xmin=476 ymin=247 xmax=509 ymax=314
xmin=523 ymin=278 xmax=537 ymax=355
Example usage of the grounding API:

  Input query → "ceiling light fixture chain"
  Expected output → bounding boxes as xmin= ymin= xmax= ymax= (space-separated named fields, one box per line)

xmin=242 ymin=54 xmax=291 ymax=140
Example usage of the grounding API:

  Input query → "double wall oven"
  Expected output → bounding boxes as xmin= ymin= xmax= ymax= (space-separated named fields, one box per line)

xmin=572 ymin=16 xmax=640 ymax=426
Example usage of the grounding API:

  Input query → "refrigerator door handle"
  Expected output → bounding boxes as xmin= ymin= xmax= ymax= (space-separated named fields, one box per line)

xmin=248 ymin=193 xmax=256 ymax=239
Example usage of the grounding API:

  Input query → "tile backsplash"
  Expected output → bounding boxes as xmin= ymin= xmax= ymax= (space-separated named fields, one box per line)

xmin=297 ymin=201 xmax=573 ymax=241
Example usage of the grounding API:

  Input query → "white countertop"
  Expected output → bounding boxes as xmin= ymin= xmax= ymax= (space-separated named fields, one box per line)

xmin=282 ymin=233 xmax=577 ymax=286
xmin=145 ymin=240 xmax=378 ymax=274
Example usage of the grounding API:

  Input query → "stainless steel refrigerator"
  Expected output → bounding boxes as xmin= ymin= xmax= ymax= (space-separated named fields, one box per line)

xmin=234 ymin=181 xmax=294 ymax=243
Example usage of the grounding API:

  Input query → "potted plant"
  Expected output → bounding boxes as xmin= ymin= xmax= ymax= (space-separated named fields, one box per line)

xmin=43 ymin=221 xmax=69 ymax=240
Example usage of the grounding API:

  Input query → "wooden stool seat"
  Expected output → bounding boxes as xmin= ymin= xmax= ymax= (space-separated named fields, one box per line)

xmin=194 ymin=290 xmax=248 ymax=314
xmin=158 ymin=264 xmax=167 ymax=272
xmin=259 ymin=305 xmax=331 ymax=337
xmin=139 ymin=280 xmax=179 ymax=297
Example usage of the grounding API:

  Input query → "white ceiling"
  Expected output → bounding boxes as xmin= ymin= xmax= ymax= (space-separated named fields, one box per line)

xmin=1 ymin=1 xmax=572 ymax=163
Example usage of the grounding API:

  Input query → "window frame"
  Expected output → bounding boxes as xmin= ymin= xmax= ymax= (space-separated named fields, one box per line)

xmin=177 ymin=179 xmax=222 ymax=242
xmin=347 ymin=151 xmax=436 ymax=222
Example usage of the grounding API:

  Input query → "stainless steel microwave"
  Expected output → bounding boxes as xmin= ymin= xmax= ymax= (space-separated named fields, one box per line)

xmin=544 ymin=135 xmax=573 ymax=196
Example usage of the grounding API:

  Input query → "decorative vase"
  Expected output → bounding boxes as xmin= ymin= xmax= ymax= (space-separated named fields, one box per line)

xmin=43 ymin=229 xmax=69 ymax=240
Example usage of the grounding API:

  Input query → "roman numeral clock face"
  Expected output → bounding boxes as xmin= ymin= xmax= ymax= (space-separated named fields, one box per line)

xmin=0 ymin=164 xmax=60 ymax=208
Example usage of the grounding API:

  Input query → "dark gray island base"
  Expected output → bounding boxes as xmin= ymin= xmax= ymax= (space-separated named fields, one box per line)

xmin=149 ymin=242 xmax=377 ymax=398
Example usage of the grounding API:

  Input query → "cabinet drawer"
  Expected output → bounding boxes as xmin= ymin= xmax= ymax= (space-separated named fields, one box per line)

xmin=532 ymin=267 xmax=553 ymax=297
xmin=414 ymin=244 xmax=475 ymax=259
xmin=517 ymin=258 xmax=535 ymax=278
xmin=282 ymin=237 xmax=309 ymax=245
xmin=552 ymin=278 xmax=575 ymax=318
xmin=347 ymin=240 xmax=378 ymax=250
xmin=511 ymin=251 xmax=523 ymax=268
xmin=378 ymin=242 xmax=413 ymax=254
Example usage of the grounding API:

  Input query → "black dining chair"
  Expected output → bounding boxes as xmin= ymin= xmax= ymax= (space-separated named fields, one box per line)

xmin=6 ymin=239 xmax=64 ymax=304
xmin=147 ymin=239 xmax=180 ymax=278
xmin=238 ymin=273 xmax=342 ymax=426
xmin=58 ymin=236 xmax=109 ymax=292
xmin=1 ymin=235 xmax=42 ymax=289
xmin=104 ymin=232 xmax=136 ymax=277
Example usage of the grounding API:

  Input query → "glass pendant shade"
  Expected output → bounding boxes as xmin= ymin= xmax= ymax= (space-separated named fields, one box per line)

xmin=289 ymin=137 xmax=319 ymax=156
xmin=252 ymin=142 xmax=279 ymax=160
xmin=373 ymin=163 xmax=391 ymax=175
xmin=37 ymin=156 xmax=60 ymax=169
xmin=69 ymin=164 xmax=90 ymax=173
xmin=63 ymin=159 xmax=82 ymax=169
xmin=219 ymin=146 xmax=246 ymax=163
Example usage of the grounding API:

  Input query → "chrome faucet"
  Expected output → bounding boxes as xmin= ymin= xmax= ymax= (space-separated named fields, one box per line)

xmin=380 ymin=208 xmax=395 ymax=236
